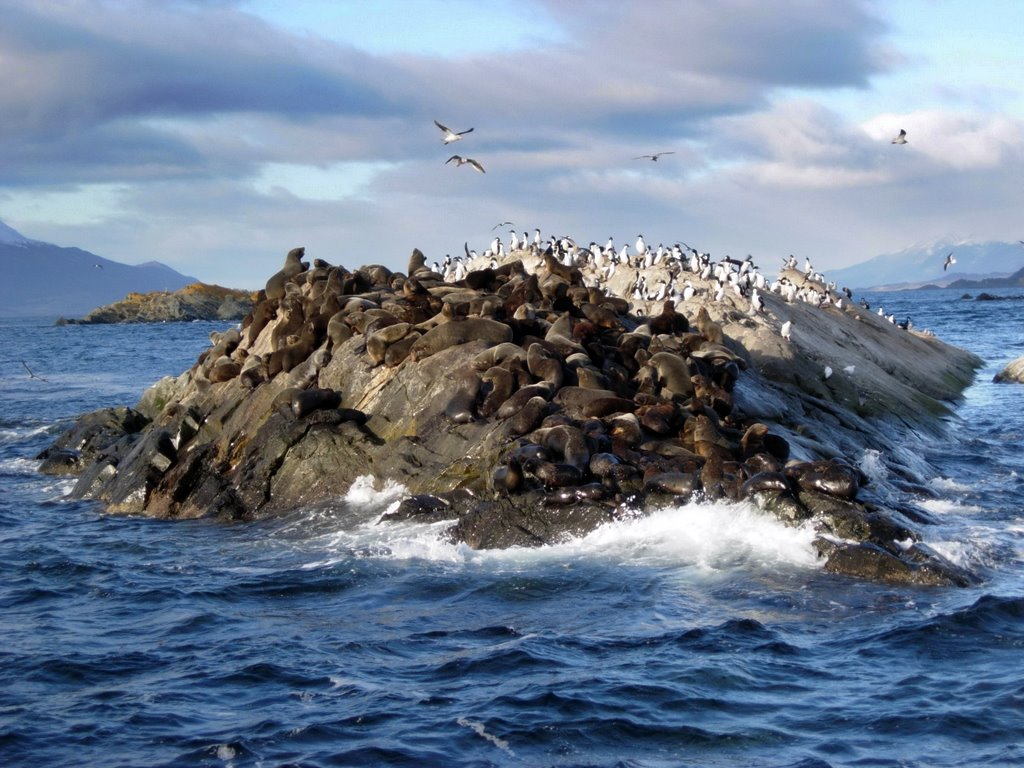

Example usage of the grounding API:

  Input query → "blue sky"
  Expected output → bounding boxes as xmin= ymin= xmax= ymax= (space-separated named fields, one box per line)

xmin=1 ymin=0 xmax=1022 ymax=289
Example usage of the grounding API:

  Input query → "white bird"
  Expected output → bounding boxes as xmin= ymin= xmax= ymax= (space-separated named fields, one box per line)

xmin=634 ymin=151 xmax=675 ymax=162
xmin=435 ymin=120 xmax=474 ymax=144
xmin=635 ymin=234 xmax=647 ymax=257
xmin=943 ymin=252 xmax=956 ymax=271
xmin=891 ymin=129 xmax=907 ymax=145
xmin=823 ymin=365 xmax=833 ymax=380
xmin=843 ymin=365 xmax=856 ymax=374
xmin=445 ymin=155 xmax=485 ymax=173
xmin=780 ymin=320 xmax=792 ymax=341
xmin=750 ymin=288 xmax=763 ymax=314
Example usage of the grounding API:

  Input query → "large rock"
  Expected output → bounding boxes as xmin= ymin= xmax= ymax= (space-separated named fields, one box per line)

xmin=994 ymin=355 xmax=1024 ymax=383
xmin=38 ymin=243 xmax=984 ymax=585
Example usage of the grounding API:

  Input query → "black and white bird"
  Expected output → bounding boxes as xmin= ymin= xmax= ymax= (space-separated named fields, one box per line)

xmin=780 ymin=320 xmax=792 ymax=341
xmin=445 ymin=155 xmax=485 ymax=173
xmin=943 ymin=252 xmax=956 ymax=271
xmin=891 ymin=129 xmax=908 ymax=145
xmin=435 ymin=120 xmax=474 ymax=144
xmin=634 ymin=152 xmax=675 ymax=162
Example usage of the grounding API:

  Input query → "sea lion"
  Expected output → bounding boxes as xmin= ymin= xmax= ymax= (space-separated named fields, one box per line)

xmin=694 ymin=306 xmax=724 ymax=345
xmin=366 ymin=322 xmax=412 ymax=366
xmin=326 ymin=311 xmax=353 ymax=349
xmin=409 ymin=318 xmax=514 ymax=361
xmin=648 ymin=351 xmax=694 ymax=400
xmin=523 ymin=457 xmax=583 ymax=489
xmin=287 ymin=348 xmax=330 ymax=389
xmin=647 ymin=300 xmax=689 ymax=335
xmin=786 ymin=460 xmax=860 ymax=499
xmin=479 ymin=366 xmax=515 ymax=418
xmin=268 ymin=321 xmax=319 ymax=377
xmin=384 ymin=333 xmax=419 ymax=367
xmin=535 ymin=424 xmax=590 ymax=470
xmin=472 ymin=342 xmax=527 ymax=371
xmin=445 ymin=368 xmax=481 ymax=424
xmin=408 ymin=248 xmax=428 ymax=276
xmin=505 ymin=395 xmax=549 ymax=437
xmin=209 ymin=357 xmax=241 ymax=383
xmin=643 ymin=471 xmax=700 ymax=497
xmin=527 ymin=343 xmax=564 ymax=389
xmin=496 ymin=383 xmax=554 ymax=420
xmin=291 ymin=387 xmax=341 ymax=418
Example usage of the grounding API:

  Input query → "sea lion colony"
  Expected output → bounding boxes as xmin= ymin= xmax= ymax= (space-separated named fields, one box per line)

xmin=40 ymin=232 xmax=980 ymax=585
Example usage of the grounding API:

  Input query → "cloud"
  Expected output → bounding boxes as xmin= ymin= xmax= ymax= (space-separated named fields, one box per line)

xmin=4 ymin=0 xmax=1021 ymax=292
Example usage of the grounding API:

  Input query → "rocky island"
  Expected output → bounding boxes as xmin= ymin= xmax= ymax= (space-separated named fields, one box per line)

xmin=56 ymin=282 xmax=256 ymax=324
xmin=38 ymin=240 xmax=983 ymax=586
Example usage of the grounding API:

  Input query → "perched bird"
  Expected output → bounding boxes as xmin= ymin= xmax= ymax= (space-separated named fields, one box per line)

xmin=843 ymin=365 xmax=856 ymax=375
xmin=445 ymin=155 xmax=485 ymax=173
xmin=634 ymin=152 xmax=675 ymax=162
xmin=943 ymin=253 xmax=956 ymax=271
xmin=780 ymin=320 xmax=792 ymax=341
xmin=823 ymin=365 xmax=833 ymax=380
xmin=891 ymin=129 xmax=907 ymax=145
xmin=435 ymin=120 xmax=474 ymax=144
xmin=750 ymin=288 xmax=763 ymax=314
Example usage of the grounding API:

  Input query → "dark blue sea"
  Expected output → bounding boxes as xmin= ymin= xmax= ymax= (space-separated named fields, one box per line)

xmin=2 ymin=289 xmax=1023 ymax=768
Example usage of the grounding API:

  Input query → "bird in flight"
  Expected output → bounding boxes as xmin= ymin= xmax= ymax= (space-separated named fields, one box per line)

xmin=21 ymin=361 xmax=48 ymax=382
xmin=492 ymin=221 xmax=514 ymax=230
xmin=445 ymin=155 xmax=485 ymax=173
xmin=943 ymin=252 xmax=956 ymax=271
xmin=891 ymin=129 xmax=907 ymax=145
xmin=634 ymin=152 xmax=675 ymax=162
xmin=435 ymin=120 xmax=474 ymax=144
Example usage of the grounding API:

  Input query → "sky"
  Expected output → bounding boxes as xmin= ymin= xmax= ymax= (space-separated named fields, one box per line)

xmin=1 ymin=0 xmax=1023 ymax=289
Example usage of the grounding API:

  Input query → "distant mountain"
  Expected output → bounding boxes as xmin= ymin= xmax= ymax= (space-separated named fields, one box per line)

xmin=943 ymin=265 xmax=1024 ymax=291
xmin=828 ymin=238 xmax=1024 ymax=291
xmin=0 ymin=221 xmax=199 ymax=318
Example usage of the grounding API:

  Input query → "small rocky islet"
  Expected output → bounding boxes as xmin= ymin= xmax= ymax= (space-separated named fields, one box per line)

xmin=56 ymin=282 xmax=256 ymax=324
xmin=39 ymin=238 xmax=984 ymax=586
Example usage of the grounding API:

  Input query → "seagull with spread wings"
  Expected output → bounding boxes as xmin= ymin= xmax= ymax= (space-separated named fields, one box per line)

xmin=634 ymin=151 xmax=675 ymax=161
xmin=435 ymin=120 xmax=474 ymax=144
xmin=891 ymin=129 xmax=907 ymax=145
xmin=445 ymin=155 xmax=486 ymax=173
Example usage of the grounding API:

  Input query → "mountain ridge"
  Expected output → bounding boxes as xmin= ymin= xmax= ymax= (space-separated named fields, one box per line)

xmin=0 ymin=221 xmax=201 ymax=318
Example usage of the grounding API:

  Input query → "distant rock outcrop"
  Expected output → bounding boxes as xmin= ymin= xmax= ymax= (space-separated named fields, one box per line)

xmin=39 ymin=242 xmax=983 ymax=587
xmin=58 ymin=283 xmax=256 ymax=324
xmin=994 ymin=356 xmax=1024 ymax=383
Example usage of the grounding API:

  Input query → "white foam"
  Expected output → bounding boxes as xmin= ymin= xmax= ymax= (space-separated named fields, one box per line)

xmin=918 ymin=497 xmax=984 ymax=515
xmin=0 ymin=456 xmax=43 ymax=476
xmin=302 ymin=495 xmax=821 ymax=575
xmin=927 ymin=476 xmax=972 ymax=494
xmin=457 ymin=717 xmax=515 ymax=756
xmin=343 ymin=474 xmax=408 ymax=508
xmin=858 ymin=448 xmax=889 ymax=484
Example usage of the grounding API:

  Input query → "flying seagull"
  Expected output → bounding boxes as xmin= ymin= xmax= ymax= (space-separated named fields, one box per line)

xmin=434 ymin=120 xmax=474 ymax=144
xmin=492 ymin=221 xmax=514 ymax=230
xmin=634 ymin=152 xmax=675 ymax=162
xmin=943 ymin=252 xmax=956 ymax=271
xmin=891 ymin=129 xmax=907 ymax=145
xmin=21 ymin=361 xmax=48 ymax=382
xmin=445 ymin=155 xmax=485 ymax=173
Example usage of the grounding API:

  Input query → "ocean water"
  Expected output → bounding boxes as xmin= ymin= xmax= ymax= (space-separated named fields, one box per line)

xmin=1 ymin=290 xmax=1023 ymax=768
